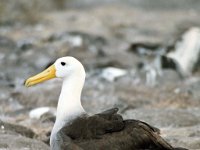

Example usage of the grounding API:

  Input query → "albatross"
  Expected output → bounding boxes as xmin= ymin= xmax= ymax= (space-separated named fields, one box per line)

xmin=25 ymin=56 xmax=187 ymax=150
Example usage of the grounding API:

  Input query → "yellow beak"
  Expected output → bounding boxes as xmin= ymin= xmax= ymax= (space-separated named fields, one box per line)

xmin=25 ymin=65 xmax=56 ymax=87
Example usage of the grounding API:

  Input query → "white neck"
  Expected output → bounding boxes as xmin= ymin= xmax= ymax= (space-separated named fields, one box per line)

xmin=50 ymin=69 xmax=86 ymax=147
xmin=57 ymin=76 xmax=86 ymax=120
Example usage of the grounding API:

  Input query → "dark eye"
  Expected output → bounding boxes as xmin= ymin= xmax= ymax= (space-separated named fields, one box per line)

xmin=61 ymin=62 xmax=66 ymax=66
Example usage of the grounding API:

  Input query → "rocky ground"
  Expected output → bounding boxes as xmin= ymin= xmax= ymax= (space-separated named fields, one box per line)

xmin=0 ymin=0 xmax=200 ymax=149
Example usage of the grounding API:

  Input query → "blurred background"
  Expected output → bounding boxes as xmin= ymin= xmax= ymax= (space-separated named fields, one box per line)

xmin=0 ymin=0 xmax=200 ymax=149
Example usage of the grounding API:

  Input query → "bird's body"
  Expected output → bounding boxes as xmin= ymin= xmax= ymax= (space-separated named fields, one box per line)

xmin=25 ymin=56 xmax=187 ymax=150
xmin=54 ymin=108 xmax=175 ymax=150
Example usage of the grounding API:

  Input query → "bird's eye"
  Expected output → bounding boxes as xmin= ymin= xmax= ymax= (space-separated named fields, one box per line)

xmin=61 ymin=62 xmax=66 ymax=66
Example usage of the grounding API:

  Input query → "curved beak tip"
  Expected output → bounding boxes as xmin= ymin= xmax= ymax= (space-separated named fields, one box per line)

xmin=24 ymin=79 xmax=30 ymax=87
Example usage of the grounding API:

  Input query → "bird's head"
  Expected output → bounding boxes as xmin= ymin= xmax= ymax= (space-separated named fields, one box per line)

xmin=25 ymin=56 xmax=85 ymax=87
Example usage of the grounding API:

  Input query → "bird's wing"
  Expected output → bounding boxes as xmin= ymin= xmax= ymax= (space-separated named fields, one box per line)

xmin=59 ymin=110 xmax=125 ymax=140
xmin=96 ymin=107 xmax=119 ymax=116
xmin=56 ymin=108 xmax=186 ymax=150
xmin=123 ymin=120 xmax=173 ymax=149
xmin=55 ymin=110 xmax=124 ymax=150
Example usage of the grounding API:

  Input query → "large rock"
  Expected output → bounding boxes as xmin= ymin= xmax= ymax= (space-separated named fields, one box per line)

xmin=0 ymin=133 xmax=49 ymax=150
xmin=0 ymin=120 xmax=49 ymax=150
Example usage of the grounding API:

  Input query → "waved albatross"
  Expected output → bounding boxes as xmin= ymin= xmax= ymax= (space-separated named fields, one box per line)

xmin=25 ymin=56 xmax=187 ymax=150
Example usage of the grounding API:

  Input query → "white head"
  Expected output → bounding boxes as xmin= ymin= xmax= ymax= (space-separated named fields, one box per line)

xmin=25 ymin=56 xmax=86 ymax=87
xmin=55 ymin=57 xmax=85 ymax=79
xmin=25 ymin=56 xmax=87 ymax=149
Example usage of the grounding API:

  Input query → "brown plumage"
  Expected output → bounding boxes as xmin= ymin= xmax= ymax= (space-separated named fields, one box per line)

xmin=54 ymin=108 xmax=187 ymax=150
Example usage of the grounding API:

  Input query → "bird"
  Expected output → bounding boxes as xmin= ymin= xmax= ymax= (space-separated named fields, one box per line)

xmin=25 ymin=56 xmax=187 ymax=150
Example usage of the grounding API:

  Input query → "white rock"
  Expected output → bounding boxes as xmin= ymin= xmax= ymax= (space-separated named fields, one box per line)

xmin=67 ymin=36 xmax=82 ymax=47
xmin=167 ymin=27 xmax=200 ymax=76
xmin=101 ymin=67 xmax=127 ymax=82
xmin=29 ymin=107 xmax=56 ymax=119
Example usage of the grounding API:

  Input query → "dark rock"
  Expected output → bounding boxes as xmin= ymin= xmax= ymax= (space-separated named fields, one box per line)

xmin=0 ymin=120 xmax=35 ymax=138
xmin=40 ymin=112 xmax=56 ymax=123
xmin=128 ymin=42 xmax=162 ymax=56
xmin=17 ymin=39 xmax=34 ymax=51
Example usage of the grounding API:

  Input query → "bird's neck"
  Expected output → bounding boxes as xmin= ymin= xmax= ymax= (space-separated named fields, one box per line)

xmin=58 ymin=76 xmax=86 ymax=120
xmin=51 ymin=75 xmax=86 ymax=144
